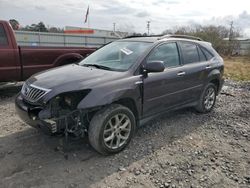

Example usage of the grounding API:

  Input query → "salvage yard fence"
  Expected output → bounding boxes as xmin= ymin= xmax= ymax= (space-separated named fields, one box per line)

xmin=15 ymin=31 xmax=119 ymax=47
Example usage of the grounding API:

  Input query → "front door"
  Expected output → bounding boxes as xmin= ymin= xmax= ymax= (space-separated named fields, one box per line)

xmin=142 ymin=42 xmax=189 ymax=117
xmin=0 ymin=23 xmax=19 ymax=82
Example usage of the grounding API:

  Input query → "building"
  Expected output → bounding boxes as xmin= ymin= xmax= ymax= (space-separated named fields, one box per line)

xmin=224 ymin=37 xmax=250 ymax=55
xmin=65 ymin=26 xmax=128 ymax=38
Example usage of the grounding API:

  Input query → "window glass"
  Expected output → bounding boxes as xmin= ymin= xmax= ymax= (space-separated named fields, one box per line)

xmin=180 ymin=42 xmax=199 ymax=64
xmin=147 ymin=43 xmax=180 ymax=68
xmin=0 ymin=24 xmax=8 ymax=46
xmin=197 ymin=46 xmax=207 ymax=62
xmin=201 ymin=47 xmax=214 ymax=60
xmin=79 ymin=41 xmax=152 ymax=71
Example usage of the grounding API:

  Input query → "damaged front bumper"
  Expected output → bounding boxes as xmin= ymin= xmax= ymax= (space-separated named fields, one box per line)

xmin=15 ymin=94 xmax=87 ymax=136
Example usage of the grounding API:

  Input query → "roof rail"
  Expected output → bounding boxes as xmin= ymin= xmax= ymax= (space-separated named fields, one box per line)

xmin=123 ymin=35 xmax=162 ymax=39
xmin=158 ymin=34 xmax=203 ymax=41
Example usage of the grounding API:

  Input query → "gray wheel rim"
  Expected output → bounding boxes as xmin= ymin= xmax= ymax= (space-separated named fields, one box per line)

xmin=103 ymin=113 xmax=131 ymax=150
xmin=204 ymin=87 xmax=215 ymax=110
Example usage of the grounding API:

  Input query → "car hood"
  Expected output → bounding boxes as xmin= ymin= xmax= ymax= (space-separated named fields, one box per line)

xmin=27 ymin=64 xmax=125 ymax=98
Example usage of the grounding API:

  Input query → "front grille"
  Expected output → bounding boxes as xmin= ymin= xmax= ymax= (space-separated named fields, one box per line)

xmin=21 ymin=83 xmax=51 ymax=103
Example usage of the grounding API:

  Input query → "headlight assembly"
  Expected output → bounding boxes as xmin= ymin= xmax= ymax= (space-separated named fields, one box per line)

xmin=50 ymin=90 xmax=91 ymax=117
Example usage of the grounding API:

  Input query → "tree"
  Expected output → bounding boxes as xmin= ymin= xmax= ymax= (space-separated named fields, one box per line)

xmin=226 ymin=21 xmax=240 ymax=55
xmin=161 ymin=24 xmax=242 ymax=56
xmin=36 ymin=22 xmax=48 ymax=32
xmin=9 ymin=19 xmax=20 ymax=30
xmin=22 ymin=22 xmax=48 ymax=32
xmin=48 ymin=27 xmax=64 ymax=33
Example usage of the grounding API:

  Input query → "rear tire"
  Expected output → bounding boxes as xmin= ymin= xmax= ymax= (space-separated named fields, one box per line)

xmin=88 ymin=104 xmax=136 ymax=155
xmin=195 ymin=83 xmax=217 ymax=113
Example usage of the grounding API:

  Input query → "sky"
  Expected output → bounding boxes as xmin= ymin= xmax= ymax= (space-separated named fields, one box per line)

xmin=0 ymin=0 xmax=250 ymax=36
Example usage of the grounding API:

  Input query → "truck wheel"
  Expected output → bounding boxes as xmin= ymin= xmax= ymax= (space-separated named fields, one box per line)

xmin=88 ymin=104 xmax=136 ymax=155
xmin=195 ymin=83 xmax=217 ymax=113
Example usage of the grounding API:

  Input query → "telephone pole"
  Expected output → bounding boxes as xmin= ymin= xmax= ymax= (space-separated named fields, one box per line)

xmin=146 ymin=21 xmax=150 ymax=36
xmin=229 ymin=21 xmax=234 ymax=41
xmin=113 ymin=23 xmax=116 ymax=32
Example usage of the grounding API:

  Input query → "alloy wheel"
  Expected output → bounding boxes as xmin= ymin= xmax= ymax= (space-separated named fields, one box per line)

xmin=204 ymin=87 xmax=215 ymax=110
xmin=103 ymin=113 xmax=132 ymax=150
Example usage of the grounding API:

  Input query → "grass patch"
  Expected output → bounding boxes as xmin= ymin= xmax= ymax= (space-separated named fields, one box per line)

xmin=223 ymin=56 xmax=250 ymax=81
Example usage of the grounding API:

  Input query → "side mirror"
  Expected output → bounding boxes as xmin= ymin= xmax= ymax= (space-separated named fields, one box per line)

xmin=144 ymin=61 xmax=165 ymax=73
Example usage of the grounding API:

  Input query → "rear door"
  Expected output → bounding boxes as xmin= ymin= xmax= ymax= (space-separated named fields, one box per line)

xmin=178 ymin=41 xmax=210 ymax=101
xmin=0 ymin=23 xmax=20 ymax=82
xmin=143 ymin=42 xmax=190 ymax=117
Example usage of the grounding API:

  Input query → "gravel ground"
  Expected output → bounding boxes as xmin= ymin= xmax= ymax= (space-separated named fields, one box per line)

xmin=0 ymin=80 xmax=249 ymax=188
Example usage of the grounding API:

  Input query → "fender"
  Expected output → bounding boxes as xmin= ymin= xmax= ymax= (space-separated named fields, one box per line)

xmin=53 ymin=53 xmax=84 ymax=67
xmin=77 ymin=78 xmax=142 ymax=116
xmin=206 ymin=68 xmax=224 ymax=93
xmin=207 ymin=68 xmax=221 ymax=83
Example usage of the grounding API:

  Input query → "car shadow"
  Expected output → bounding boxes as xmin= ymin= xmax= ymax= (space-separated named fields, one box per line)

xmin=0 ymin=83 xmax=22 ymax=99
xmin=0 ymin=105 xmax=211 ymax=188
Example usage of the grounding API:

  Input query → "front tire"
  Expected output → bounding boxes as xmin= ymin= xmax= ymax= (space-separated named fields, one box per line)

xmin=195 ymin=83 xmax=217 ymax=113
xmin=88 ymin=104 xmax=136 ymax=155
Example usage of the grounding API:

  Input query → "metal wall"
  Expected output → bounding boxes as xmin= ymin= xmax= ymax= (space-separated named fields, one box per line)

xmin=238 ymin=40 xmax=250 ymax=55
xmin=15 ymin=30 xmax=119 ymax=47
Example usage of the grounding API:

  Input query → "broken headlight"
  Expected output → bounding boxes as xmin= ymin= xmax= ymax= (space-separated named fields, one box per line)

xmin=50 ymin=90 xmax=91 ymax=118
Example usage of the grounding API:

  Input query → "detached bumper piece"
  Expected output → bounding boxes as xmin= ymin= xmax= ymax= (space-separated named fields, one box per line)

xmin=15 ymin=94 xmax=87 ymax=137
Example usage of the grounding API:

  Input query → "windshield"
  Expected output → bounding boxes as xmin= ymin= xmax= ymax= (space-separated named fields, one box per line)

xmin=79 ymin=41 xmax=152 ymax=71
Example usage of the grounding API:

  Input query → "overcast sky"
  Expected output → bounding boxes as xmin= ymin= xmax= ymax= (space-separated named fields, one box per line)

xmin=0 ymin=0 xmax=250 ymax=36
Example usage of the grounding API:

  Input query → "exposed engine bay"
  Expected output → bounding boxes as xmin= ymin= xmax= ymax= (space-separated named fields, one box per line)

xmin=21 ymin=89 xmax=96 ymax=139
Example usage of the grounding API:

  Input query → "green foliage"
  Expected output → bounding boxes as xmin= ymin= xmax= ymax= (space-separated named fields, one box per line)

xmin=9 ymin=19 xmax=20 ymax=30
xmin=19 ymin=22 xmax=64 ymax=33
xmin=23 ymin=22 xmax=48 ymax=32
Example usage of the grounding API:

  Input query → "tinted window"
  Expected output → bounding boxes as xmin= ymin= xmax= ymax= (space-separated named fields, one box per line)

xmin=0 ymin=24 xmax=8 ymax=46
xmin=201 ymin=47 xmax=214 ymax=60
xmin=197 ymin=46 xmax=207 ymax=62
xmin=147 ymin=43 xmax=180 ymax=68
xmin=180 ymin=42 xmax=199 ymax=64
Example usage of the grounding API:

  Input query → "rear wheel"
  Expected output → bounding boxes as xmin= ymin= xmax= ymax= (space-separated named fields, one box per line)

xmin=195 ymin=83 xmax=217 ymax=113
xmin=88 ymin=104 xmax=136 ymax=155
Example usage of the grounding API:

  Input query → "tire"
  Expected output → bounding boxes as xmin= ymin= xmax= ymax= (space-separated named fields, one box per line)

xmin=88 ymin=104 xmax=136 ymax=155
xmin=195 ymin=83 xmax=217 ymax=113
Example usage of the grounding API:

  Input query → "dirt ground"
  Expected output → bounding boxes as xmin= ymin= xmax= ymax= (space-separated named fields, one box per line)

xmin=0 ymin=80 xmax=249 ymax=188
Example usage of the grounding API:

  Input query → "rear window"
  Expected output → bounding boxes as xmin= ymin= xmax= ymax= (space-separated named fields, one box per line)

xmin=179 ymin=42 xmax=199 ymax=64
xmin=201 ymin=47 xmax=214 ymax=60
xmin=197 ymin=46 xmax=207 ymax=62
xmin=0 ymin=24 xmax=8 ymax=46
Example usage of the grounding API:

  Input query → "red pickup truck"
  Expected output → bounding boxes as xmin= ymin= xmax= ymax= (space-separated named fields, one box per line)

xmin=0 ymin=20 xmax=96 ymax=82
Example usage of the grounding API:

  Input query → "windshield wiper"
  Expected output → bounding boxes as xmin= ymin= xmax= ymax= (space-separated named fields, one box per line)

xmin=83 ymin=64 xmax=113 ymax=70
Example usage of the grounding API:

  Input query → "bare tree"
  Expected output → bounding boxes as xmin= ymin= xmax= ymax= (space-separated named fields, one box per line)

xmin=161 ymin=24 xmax=242 ymax=56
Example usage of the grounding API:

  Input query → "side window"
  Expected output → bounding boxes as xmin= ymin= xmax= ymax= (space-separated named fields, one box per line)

xmin=197 ymin=46 xmax=207 ymax=62
xmin=201 ymin=47 xmax=214 ymax=60
xmin=147 ymin=43 xmax=180 ymax=68
xmin=180 ymin=42 xmax=199 ymax=64
xmin=0 ymin=24 xmax=8 ymax=46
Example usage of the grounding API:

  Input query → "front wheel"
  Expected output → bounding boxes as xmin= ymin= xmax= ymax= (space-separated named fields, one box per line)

xmin=195 ymin=83 xmax=217 ymax=113
xmin=88 ymin=104 xmax=136 ymax=155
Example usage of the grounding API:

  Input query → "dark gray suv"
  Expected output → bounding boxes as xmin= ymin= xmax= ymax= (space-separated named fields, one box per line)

xmin=16 ymin=35 xmax=224 ymax=155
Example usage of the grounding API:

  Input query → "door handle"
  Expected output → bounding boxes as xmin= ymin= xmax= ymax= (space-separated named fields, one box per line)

xmin=177 ymin=71 xmax=186 ymax=76
xmin=205 ymin=65 xmax=211 ymax=69
xmin=135 ymin=81 xmax=143 ymax=85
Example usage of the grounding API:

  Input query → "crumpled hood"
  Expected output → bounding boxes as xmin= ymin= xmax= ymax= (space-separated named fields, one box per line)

xmin=27 ymin=64 xmax=125 ymax=101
